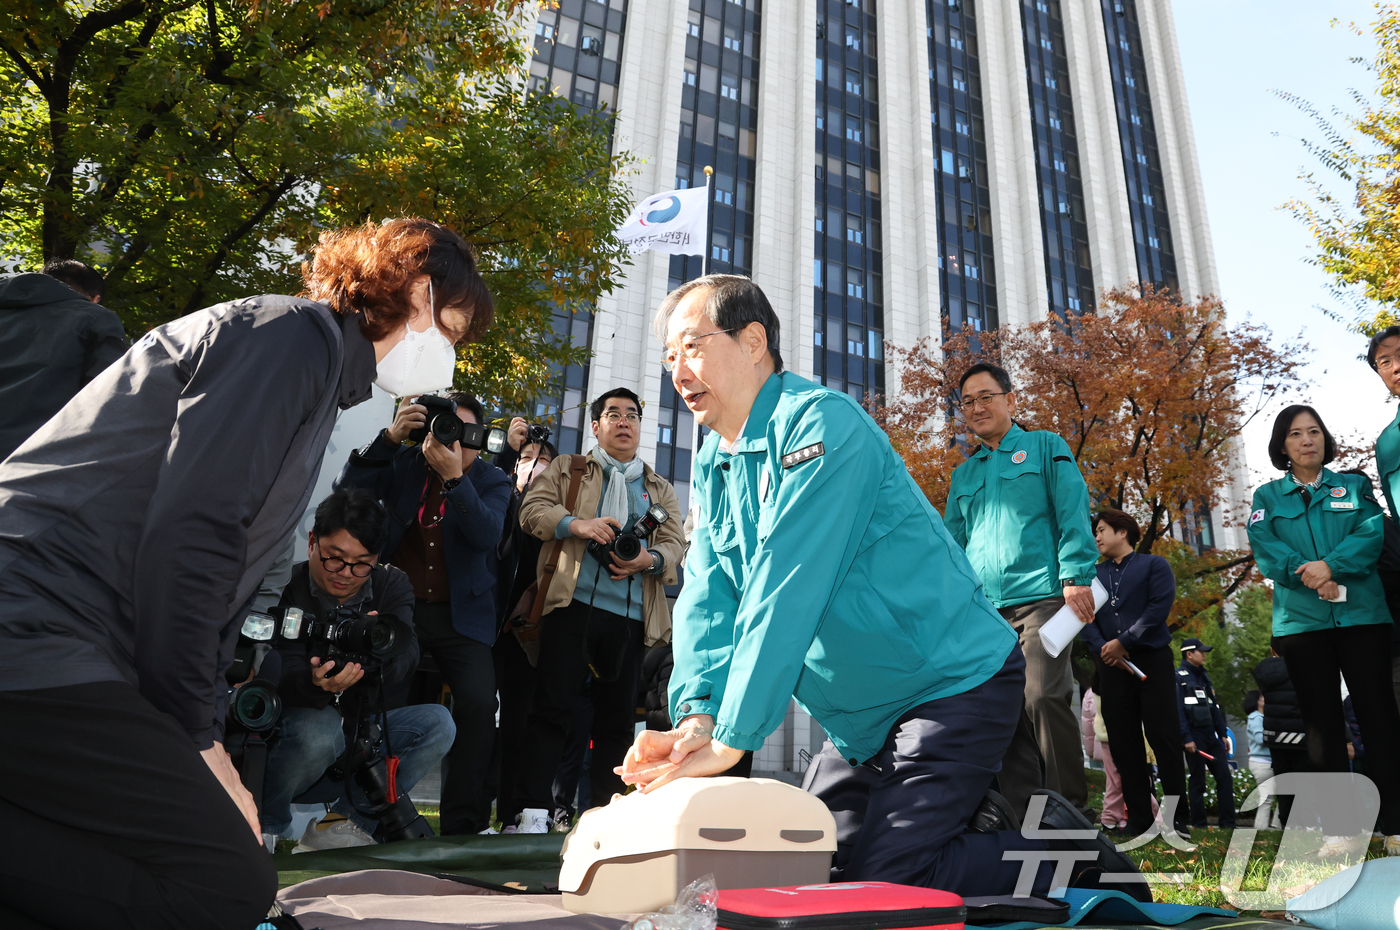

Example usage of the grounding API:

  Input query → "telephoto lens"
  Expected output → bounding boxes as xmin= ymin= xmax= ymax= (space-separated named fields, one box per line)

xmin=232 ymin=681 xmax=282 ymax=733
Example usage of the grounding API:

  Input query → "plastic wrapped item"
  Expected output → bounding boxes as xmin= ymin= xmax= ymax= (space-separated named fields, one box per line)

xmin=626 ymin=874 xmax=718 ymax=930
xmin=1039 ymin=579 xmax=1109 ymax=658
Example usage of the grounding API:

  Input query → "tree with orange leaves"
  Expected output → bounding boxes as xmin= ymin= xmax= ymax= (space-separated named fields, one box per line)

xmin=876 ymin=286 xmax=1306 ymax=630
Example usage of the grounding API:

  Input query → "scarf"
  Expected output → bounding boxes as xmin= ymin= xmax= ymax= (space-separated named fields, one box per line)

xmin=594 ymin=446 xmax=644 ymax=530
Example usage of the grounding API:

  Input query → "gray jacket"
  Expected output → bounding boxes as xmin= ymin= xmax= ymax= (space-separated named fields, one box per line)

xmin=0 ymin=295 xmax=376 ymax=748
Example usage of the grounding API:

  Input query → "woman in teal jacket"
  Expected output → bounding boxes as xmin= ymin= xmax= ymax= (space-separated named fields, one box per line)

xmin=1247 ymin=404 xmax=1400 ymax=850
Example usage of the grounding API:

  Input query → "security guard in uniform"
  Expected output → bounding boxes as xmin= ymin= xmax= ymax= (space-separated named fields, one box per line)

xmin=1176 ymin=638 xmax=1235 ymax=830
xmin=615 ymin=275 xmax=1148 ymax=901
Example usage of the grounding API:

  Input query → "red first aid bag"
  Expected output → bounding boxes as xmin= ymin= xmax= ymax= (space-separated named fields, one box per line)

xmin=716 ymin=882 xmax=965 ymax=930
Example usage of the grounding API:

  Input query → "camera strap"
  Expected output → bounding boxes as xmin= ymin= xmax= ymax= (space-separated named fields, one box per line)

xmin=528 ymin=455 xmax=588 ymax=629
xmin=417 ymin=470 xmax=447 ymax=528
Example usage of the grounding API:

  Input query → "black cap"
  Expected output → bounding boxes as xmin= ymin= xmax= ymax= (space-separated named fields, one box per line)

xmin=1181 ymin=637 xmax=1212 ymax=653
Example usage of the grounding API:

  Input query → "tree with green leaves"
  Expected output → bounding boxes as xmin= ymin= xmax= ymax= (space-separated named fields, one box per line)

xmin=1286 ymin=5 xmax=1400 ymax=337
xmin=1 ymin=0 xmax=633 ymax=410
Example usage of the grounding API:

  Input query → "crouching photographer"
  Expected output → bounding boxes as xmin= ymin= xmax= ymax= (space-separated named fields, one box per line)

xmin=259 ymin=488 xmax=454 ymax=851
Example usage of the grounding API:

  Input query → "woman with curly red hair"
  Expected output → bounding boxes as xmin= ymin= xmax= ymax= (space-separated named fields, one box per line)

xmin=0 ymin=217 xmax=490 ymax=930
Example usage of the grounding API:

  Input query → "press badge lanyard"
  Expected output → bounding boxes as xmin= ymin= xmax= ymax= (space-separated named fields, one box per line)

xmin=1107 ymin=553 xmax=1133 ymax=608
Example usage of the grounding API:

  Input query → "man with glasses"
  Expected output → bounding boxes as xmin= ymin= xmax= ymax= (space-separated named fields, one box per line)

xmin=944 ymin=363 xmax=1099 ymax=821
xmin=617 ymin=276 xmax=1148 ymax=901
xmin=261 ymin=488 xmax=454 ymax=851
xmin=1366 ymin=326 xmax=1400 ymax=716
xmin=509 ymin=387 xmax=685 ymax=832
xmin=337 ymin=391 xmax=513 ymax=835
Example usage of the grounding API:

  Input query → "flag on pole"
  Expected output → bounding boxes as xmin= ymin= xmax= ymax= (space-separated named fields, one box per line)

xmin=613 ymin=186 xmax=709 ymax=257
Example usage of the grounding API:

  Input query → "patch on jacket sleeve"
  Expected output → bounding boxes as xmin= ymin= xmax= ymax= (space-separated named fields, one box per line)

xmin=1249 ymin=509 xmax=1266 ymax=526
xmin=781 ymin=442 xmax=825 ymax=469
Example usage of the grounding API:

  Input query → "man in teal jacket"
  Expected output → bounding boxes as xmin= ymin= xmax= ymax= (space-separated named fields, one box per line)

xmin=616 ymin=275 xmax=1147 ymax=900
xmin=1363 ymin=326 xmax=1400 ymax=715
xmin=944 ymin=363 xmax=1098 ymax=818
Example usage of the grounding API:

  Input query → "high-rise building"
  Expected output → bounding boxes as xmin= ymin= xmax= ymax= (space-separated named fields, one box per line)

xmin=524 ymin=0 xmax=1243 ymax=551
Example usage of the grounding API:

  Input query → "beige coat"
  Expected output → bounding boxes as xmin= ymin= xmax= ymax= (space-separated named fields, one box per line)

xmin=519 ymin=450 xmax=684 ymax=646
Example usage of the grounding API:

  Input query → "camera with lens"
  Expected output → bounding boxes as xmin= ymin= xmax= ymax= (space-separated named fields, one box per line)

xmin=407 ymin=394 xmax=508 ymax=453
xmin=588 ymin=503 xmax=669 ymax=567
xmin=228 ymin=605 xmax=432 ymax=842
xmin=523 ymin=422 xmax=551 ymax=448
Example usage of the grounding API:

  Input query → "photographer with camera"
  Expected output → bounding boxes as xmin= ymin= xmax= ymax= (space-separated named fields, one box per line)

xmin=0 ymin=217 xmax=492 ymax=930
xmin=338 ymin=391 xmax=512 ymax=835
xmin=508 ymin=388 xmax=685 ymax=833
xmin=259 ymin=488 xmax=454 ymax=851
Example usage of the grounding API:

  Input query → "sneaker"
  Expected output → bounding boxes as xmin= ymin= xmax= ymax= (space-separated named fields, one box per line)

xmin=515 ymin=808 xmax=551 ymax=834
xmin=478 ymin=826 xmax=500 ymax=835
xmin=1385 ymin=835 xmax=1400 ymax=857
xmin=1316 ymin=834 xmax=1368 ymax=859
xmin=292 ymin=813 xmax=376 ymax=853
xmin=262 ymin=832 xmax=279 ymax=853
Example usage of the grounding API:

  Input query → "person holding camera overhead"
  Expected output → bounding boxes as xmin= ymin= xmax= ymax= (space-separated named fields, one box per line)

xmin=1247 ymin=403 xmax=1400 ymax=856
xmin=0 ymin=217 xmax=492 ymax=930
xmin=260 ymin=488 xmax=454 ymax=852
xmin=508 ymin=387 xmax=685 ymax=833
xmin=337 ymin=389 xmax=512 ymax=836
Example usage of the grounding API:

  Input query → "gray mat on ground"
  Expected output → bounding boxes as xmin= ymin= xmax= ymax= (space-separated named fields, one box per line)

xmin=277 ymin=871 xmax=629 ymax=929
xmin=272 ymin=833 xmax=566 ymax=891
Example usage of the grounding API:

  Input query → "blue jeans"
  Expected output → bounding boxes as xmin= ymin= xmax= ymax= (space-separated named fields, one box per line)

xmin=260 ymin=703 xmax=455 ymax=837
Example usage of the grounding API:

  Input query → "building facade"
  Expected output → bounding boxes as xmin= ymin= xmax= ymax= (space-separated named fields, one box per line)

xmin=522 ymin=0 xmax=1245 ymax=779
xmin=525 ymin=0 xmax=1245 ymax=553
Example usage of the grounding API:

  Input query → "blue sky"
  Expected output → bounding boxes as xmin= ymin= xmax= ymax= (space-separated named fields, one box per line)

xmin=1172 ymin=0 xmax=1390 ymax=486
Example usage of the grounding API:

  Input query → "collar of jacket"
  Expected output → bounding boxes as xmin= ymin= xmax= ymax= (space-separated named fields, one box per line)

xmin=1275 ymin=466 xmax=1341 ymax=499
xmin=717 ymin=372 xmax=784 ymax=455
xmin=971 ymin=422 xmax=1026 ymax=460
xmin=337 ymin=310 xmax=378 ymax=410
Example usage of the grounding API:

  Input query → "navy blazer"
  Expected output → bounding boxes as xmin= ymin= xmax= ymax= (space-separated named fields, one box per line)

xmin=337 ymin=431 xmax=513 ymax=645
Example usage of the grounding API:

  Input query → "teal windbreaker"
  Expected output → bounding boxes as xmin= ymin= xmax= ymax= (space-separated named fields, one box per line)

xmin=1246 ymin=469 xmax=1387 ymax=636
xmin=943 ymin=424 xmax=1098 ymax=608
xmin=668 ymin=372 xmax=1016 ymax=764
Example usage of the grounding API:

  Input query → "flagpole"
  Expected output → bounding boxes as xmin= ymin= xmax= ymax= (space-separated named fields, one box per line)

xmin=701 ymin=165 xmax=714 ymax=277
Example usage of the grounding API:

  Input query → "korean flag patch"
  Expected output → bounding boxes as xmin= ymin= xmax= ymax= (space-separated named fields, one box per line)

xmin=1249 ymin=509 xmax=1266 ymax=526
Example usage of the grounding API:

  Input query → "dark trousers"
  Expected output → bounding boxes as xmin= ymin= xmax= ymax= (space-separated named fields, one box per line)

xmin=1095 ymin=645 xmax=1189 ymax=834
xmin=1267 ymin=744 xmax=1309 ymax=826
xmin=802 ymin=646 xmax=1053 ymax=897
xmin=492 ymin=631 xmax=538 ymax=826
xmin=1275 ymin=623 xmax=1400 ymax=835
xmin=553 ymin=689 xmax=594 ymax=820
xmin=515 ymin=599 xmax=643 ymax=813
xmin=1185 ymin=731 xmax=1236 ymax=828
xmin=406 ymin=600 xmax=497 ymax=834
xmin=0 ymin=682 xmax=275 ymax=930
xmin=997 ymin=598 xmax=1088 ymax=815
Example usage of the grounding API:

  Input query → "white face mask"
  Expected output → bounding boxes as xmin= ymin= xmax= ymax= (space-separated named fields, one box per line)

xmin=374 ymin=280 xmax=458 ymax=398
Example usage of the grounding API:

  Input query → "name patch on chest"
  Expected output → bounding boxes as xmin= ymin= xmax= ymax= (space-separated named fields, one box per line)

xmin=782 ymin=443 xmax=825 ymax=469
xmin=1330 ymin=501 xmax=1355 ymax=509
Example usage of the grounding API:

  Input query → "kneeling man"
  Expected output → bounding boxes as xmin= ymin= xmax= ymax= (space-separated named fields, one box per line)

xmin=619 ymin=276 xmax=1145 ymax=900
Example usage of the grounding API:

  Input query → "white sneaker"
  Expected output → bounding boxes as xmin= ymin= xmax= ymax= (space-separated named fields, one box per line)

xmin=515 ymin=808 xmax=551 ymax=834
xmin=292 ymin=813 xmax=377 ymax=853
xmin=1316 ymin=834 xmax=1368 ymax=859
xmin=479 ymin=826 xmax=500 ymax=835
xmin=1385 ymin=835 xmax=1400 ymax=857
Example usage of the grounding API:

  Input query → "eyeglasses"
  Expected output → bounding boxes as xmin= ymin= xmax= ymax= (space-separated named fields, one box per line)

xmin=314 ymin=543 xmax=375 ymax=577
xmin=662 ymin=329 xmax=737 ymax=371
xmin=599 ymin=412 xmax=642 ymax=423
xmin=1376 ymin=354 xmax=1400 ymax=372
xmin=958 ymin=391 xmax=1008 ymax=411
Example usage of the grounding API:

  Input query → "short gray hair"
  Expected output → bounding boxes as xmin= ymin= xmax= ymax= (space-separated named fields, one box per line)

xmin=653 ymin=274 xmax=785 ymax=372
